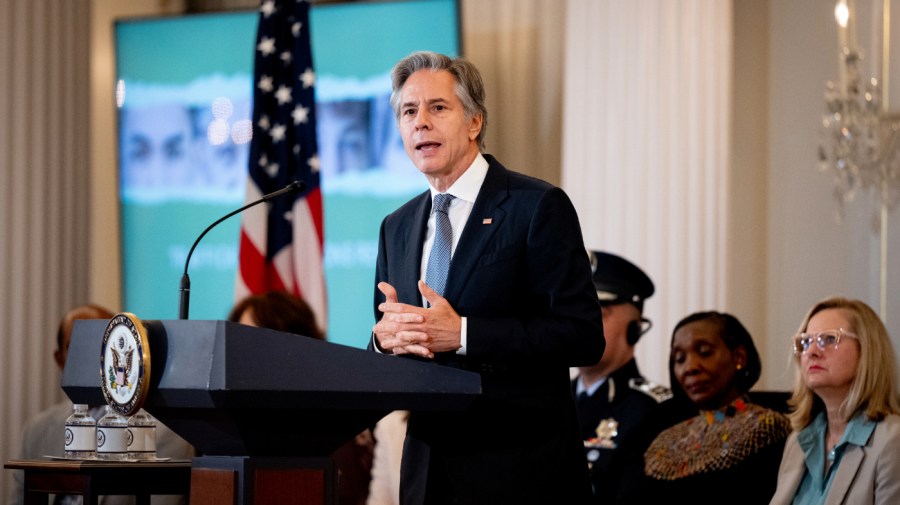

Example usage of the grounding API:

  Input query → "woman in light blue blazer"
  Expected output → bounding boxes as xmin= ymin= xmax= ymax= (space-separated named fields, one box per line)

xmin=770 ymin=297 xmax=900 ymax=505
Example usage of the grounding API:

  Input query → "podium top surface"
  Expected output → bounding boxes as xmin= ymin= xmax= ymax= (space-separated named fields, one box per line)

xmin=59 ymin=319 xmax=481 ymax=456
xmin=62 ymin=319 xmax=481 ymax=411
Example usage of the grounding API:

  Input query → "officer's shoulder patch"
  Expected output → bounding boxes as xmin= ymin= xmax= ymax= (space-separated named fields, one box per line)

xmin=628 ymin=378 xmax=672 ymax=403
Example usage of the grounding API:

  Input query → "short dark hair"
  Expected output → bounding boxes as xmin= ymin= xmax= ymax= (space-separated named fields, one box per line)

xmin=228 ymin=291 xmax=323 ymax=341
xmin=390 ymin=51 xmax=488 ymax=151
xmin=668 ymin=311 xmax=762 ymax=404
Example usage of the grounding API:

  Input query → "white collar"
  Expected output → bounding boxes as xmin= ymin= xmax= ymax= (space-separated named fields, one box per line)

xmin=428 ymin=153 xmax=489 ymax=204
xmin=576 ymin=376 xmax=608 ymax=397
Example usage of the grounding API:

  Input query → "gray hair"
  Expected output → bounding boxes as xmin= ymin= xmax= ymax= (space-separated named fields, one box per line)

xmin=390 ymin=51 xmax=487 ymax=151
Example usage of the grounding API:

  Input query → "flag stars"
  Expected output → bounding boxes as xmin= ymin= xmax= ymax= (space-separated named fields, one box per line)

xmin=292 ymin=105 xmax=309 ymax=125
xmin=260 ymin=0 xmax=276 ymax=18
xmin=270 ymin=123 xmax=287 ymax=143
xmin=257 ymin=37 xmax=276 ymax=57
xmin=308 ymin=154 xmax=320 ymax=173
xmin=258 ymin=75 xmax=274 ymax=93
xmin=243 ymin=1 xmax=322 ymax=310
xmin=275 ymin=85 xmax=292 ymax=105
xmin=299 ymin=68 xmax=315 ymax=88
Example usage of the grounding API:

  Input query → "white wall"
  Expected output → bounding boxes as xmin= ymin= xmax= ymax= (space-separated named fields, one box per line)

xmin=764 ymin=0 xmax=900 ymax=390
xmin=730 ymin=0 xmax=770 ymax=386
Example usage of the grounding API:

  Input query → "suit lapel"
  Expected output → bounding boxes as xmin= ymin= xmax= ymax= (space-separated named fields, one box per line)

xmin=768 ymin=435 xmax=805 ymax=505
xmin=443 ymin=160 xmax=509 ymax=303
xmin=826 ymin=445 xmax=865 ymax=505
xmin=777 ymin=466 xmax=806 ymax=505
xmin=398 ymin=191 xmax=431 ymax=305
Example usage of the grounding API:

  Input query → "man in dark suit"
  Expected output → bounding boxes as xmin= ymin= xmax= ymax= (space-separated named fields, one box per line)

xmin=371 ymin=51 xmax=604 ymax=505
xmin=573 ymin=251 xmax=672 ymax=504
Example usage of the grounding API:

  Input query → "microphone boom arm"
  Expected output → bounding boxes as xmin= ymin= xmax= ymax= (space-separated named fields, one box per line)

xmin=178 ymin=180 xmax=303 ymax=319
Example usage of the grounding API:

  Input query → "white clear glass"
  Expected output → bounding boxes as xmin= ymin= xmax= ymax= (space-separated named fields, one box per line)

xmin=64 ymin=404 xmax=96 ymax=459
xmin=96 ymin=405 xmax=128 ymax=460
xmin=127 ymin=409 xmax=157 ymax=460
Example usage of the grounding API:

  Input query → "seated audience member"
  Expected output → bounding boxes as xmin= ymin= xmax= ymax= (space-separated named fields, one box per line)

xmin=9 ymin=304 xmax=195 ymax=505
xmin=572 ymin=250 xmax=671 ymax=504
xmin=228 ymin=290 xmax=324 ymax=340
xmin=636 ymin=312 xmax=791 ymax=504
xmin=228 ymin=291 xmax=373 ymax=505
xmin=770 ymin=296 xmax=900 ymax=504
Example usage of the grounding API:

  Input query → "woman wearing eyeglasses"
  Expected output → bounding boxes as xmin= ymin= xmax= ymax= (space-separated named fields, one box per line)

xmin=631 ymin=312 xmax=791 ymax=504
xmin=769 ymin=296 xmax=900 ymax=505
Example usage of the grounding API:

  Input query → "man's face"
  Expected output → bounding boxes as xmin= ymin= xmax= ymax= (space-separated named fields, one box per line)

xmin=397 ymin=69 xmax=481 ymax=185
xmin=121 ymin=103 xmax=193 ymax=189
xmin=317 ymin=100 xmax=371 ymax=178
xmin=597 ymin=302 xmax=641 ymax=371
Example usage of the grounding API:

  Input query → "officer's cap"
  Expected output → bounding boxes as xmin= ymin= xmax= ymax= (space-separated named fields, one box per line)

xmin=589 ymin=250 xmax=654 ymax=309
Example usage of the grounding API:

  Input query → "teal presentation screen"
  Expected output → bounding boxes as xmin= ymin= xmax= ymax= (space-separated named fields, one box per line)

xmin=115 ymin=0 xmax=459 ymax=348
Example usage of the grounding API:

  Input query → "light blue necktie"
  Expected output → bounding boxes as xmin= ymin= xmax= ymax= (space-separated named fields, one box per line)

xmin=425 ymin=193 xmax=455 ymax=297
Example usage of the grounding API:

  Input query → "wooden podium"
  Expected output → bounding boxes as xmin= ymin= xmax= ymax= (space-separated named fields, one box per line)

xmin=61 ymin=319 xmax=481 ymax=505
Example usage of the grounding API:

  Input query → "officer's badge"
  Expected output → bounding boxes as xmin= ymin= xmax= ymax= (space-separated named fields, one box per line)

xmin=595 ymin=418 xmax=619 ymax=448
xmin=584 ymin=417 xmax=619 ymax=450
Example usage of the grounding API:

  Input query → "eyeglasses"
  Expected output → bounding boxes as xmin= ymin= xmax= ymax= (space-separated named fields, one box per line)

xmin=792 ymin=328 xmax=858 ymax=355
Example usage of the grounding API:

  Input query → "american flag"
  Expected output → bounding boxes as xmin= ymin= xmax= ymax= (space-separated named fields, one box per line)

xmin=235 ymin=0 xmax=326 ymax=328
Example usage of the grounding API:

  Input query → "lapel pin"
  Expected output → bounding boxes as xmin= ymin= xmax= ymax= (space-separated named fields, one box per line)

xmin=482 ymin=218 xmax=493 ymax=225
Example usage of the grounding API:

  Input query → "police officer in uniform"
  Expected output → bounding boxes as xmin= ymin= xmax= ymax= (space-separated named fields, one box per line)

xmin=573 ymin=251 xmax=672 ymax=504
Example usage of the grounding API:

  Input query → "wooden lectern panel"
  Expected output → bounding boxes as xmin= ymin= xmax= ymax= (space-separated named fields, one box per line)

xmin=191 ymin=468 xmax=237 ymax=505
xmin=190 ymin=456 xmax=336 ymax=505
xmin=254 ymin=468 xmax=325 ymax=505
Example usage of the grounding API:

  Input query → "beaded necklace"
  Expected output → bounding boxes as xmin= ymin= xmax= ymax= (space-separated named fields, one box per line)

xmin=644 ymin=397 xmax=791 ymax=480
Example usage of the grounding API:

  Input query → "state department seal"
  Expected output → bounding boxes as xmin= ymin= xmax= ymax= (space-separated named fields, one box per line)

xmin=100 ymin=313 xmax=150 ymax=415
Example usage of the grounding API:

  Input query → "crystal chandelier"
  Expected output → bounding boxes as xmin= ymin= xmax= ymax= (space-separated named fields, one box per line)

xmin=819 ymin=10 xmax=900 ymax=222
xmin=817 ymin=0 xmax=899 ymax=317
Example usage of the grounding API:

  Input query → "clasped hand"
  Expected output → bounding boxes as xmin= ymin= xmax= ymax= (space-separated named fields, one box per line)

xmin=373 ymin=280 xmax=462 ymax=359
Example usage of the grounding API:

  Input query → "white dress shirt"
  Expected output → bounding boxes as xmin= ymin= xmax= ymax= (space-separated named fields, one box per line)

xmin=420 ymin=153 xmax=489 ymax=355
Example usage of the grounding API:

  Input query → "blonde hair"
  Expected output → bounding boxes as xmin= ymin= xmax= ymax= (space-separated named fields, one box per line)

xmin=787 ymin=296 xmax=900 ymax=430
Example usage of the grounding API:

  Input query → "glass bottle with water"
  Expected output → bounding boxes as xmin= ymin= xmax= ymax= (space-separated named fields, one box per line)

xmin=96 ymin=405 xmax=128 ymax=460
xmin=127 ymin=409 xmax=157 ymax=460
xmin=64 ymin=404 xmax=96 ymax=459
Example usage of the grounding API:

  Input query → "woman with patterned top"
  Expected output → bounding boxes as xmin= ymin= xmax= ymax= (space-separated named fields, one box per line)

xmin=769 ymin=297 xmax=900 ymax=505
xmin=634 ymin=312 xmax=791 ymax=504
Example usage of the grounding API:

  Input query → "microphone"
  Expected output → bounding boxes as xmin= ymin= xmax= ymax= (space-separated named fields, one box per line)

xmin=178 ymin=180 xmax=304 ymax=319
